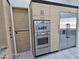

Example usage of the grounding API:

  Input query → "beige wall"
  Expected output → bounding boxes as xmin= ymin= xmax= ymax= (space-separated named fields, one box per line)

xmin=31 ymin=2 xmax=78 ymax=53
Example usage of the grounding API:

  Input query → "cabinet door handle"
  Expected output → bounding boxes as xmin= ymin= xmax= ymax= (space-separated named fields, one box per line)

xmin=15 ymin=31 xmax=18 ymax=34
xmin=58 ymin=25 xmax=60 ymax=34
xmin=10 ymin=33 xmax=13 ymax=38
xmin=9 ymin=27 xmax=12 ymax=32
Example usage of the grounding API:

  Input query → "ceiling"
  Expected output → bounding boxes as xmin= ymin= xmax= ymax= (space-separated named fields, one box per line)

xmin=9 ymin=0 xmax=79 ymax=8
xmin=45 ymin=0 xmax=79 ymax=6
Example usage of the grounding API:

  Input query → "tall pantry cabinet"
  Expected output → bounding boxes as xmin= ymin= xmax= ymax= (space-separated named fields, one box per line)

xmin=0 ymin=0 xmax=14 ymax=59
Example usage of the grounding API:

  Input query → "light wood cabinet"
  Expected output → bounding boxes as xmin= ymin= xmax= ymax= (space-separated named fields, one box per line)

xmin=0 ymin=0 xmax=8 ymax=48
xmin=13 ymin=9 xmax=29 ymax=31
xmin=13 ymin=8 xmax=30 ymax=53
xmin=16 ymin=31 xmax=30 ymax=53
xmin=32 ymin=2 xmax=50 ymax=17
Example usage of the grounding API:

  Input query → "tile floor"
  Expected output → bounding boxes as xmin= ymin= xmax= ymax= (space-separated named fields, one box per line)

xmin=17 ymin=47 xmax=79 ymax=59
xmin=17 ymin=51 xmax=34 ymax=59
xmin=36 ymin=47 xmax=79 ymax=59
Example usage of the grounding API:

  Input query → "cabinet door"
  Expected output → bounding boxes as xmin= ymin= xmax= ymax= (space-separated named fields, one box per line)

xmin=59 ymin=30 xmax=68 ymax=50
xmin=32 ymin=4 xmax=50 ymax=16
xmin=13 ymin=9 xmax=29 ymax=31
xmin=13 ymin=8 xmax=30 ymax=53
xmin=16 ymin=31 xmax=30 ymax=53
xmin=0 ymin=1 xmax=8 ymax=48
xmin=67 ymin=28 xmax=76 ymax=48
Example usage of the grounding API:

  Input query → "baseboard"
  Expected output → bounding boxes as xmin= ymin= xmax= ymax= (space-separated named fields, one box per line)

xmin=35 ymin=46 xmax=77 ymax=57
xmin=35 ymin=50 xmax=59 ymax=57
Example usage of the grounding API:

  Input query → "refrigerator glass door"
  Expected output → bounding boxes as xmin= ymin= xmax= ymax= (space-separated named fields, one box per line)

xmin=60 ymin=12 xmax=77 ymax=50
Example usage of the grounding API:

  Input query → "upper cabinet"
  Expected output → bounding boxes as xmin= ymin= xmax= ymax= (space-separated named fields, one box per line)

xmin=0 ymin=0 xmax=9 ymax=48
xmin=13 ymin=8 xmax=29 ymax=31
xmin=32 ymin=2 xmax=50 ymax=17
